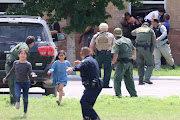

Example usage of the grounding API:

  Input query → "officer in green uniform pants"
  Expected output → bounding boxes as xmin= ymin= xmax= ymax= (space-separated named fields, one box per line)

xmin=90 ymin=23 xmax=115 ymax=88
xmin=131 ymin=22 xmax=156 ymax=85
xmin=5 ymin=36 xmax=35 ymax=105
xmin=111 ymin=28 xmax=137 ymax=97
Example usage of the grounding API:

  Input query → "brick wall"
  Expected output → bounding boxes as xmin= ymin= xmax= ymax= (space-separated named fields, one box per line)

xmin=167 ymin=0 xmax=180 ymax=64
xmin=168 ymin=29 xmax=180 ymax=64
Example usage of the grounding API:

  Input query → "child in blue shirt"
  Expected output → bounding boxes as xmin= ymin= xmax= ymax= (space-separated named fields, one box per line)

xmin=47 ymin=50 xmax=71 ymax=105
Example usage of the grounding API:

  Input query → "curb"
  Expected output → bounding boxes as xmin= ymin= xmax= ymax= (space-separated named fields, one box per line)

xmin=68 ymin=75 xmax=180 ymax=81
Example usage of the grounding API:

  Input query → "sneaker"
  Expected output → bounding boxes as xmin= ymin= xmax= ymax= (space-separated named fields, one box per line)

xmin=56 ymin=100 xmax=61 ymax=106
xmin=23 ymin=113 xmax=27 ymax=118
xmin=15 ymin=102 xmax=20 ymax=109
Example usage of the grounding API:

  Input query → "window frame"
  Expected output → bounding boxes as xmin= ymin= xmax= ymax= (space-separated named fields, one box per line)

xmin=128 ymin=0 xmax=167 ymax=14
xmin=0 ymin=0 xmax=24 ymax=14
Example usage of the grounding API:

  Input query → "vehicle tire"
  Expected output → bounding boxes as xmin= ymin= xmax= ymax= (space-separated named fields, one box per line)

xmin=45 ymin=87 xmax=57 ymax=96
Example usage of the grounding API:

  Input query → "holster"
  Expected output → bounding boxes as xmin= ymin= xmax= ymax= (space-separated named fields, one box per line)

xmin=117 ymin=58 xmax=133 ymax=64
xmin=83 ymin=78 xmax=103 ymax=88
xmin=6 ymin=61 xmax=13 ymax=66
xmin=136 ymin=43 xmax=152 ymax=52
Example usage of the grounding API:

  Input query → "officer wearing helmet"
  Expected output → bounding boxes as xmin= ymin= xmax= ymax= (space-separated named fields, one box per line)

xmin=131 ymin=22 xmax=156 ymax=85
xmin=90 ymin=23 xmax=115 ymax=88
xmin=111 ymin=28 xmax=137 ymax=97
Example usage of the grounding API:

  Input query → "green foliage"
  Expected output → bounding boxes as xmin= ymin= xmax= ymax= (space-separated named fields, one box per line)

xmin=6 ymin=0 xmax=141 ymax=34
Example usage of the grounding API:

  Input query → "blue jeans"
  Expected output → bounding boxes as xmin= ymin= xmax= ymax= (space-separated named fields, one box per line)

xmin=15 ymin=81 xmax=30 ymax=113
xmin=80 ymin=88 xmax=102 ymax=120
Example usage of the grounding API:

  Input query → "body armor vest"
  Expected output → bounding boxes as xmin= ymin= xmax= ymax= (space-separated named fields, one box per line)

xmin=153 ymin=24 xmax=168 ymax=40
xmin=96 ymin=32 xmax=110 ymax=51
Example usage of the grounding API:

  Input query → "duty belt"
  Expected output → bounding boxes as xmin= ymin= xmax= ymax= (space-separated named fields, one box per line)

xmin=6 ymin=61 xmax=14 ymax=66
xmin=117 ymin=58 xmax=133 ymax=64
xmin=136 ymin=43 xmax=152 ymax=51
xmin=82 ymin=78 xmax=103 ymax=88
xmin=96 ymin=49 xmax=111 ymax=54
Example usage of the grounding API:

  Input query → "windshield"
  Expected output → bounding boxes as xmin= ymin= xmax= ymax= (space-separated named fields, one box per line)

xmin=0 ymin=23 xmax=44 ymax=42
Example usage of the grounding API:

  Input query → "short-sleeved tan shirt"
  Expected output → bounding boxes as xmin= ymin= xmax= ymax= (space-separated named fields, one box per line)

xmin=90 ymin=32 xmax=115 ymax=51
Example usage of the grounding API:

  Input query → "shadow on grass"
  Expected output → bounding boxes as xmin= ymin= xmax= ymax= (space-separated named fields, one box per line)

xmin=11 ymin=116 xmax=25 ymax=120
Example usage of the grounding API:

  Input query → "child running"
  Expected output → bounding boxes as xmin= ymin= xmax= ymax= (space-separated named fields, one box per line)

xmin=47 ymin=50 xmax=71 ymax=105
xmin=3 ymin=49 xmax=37 ymax=118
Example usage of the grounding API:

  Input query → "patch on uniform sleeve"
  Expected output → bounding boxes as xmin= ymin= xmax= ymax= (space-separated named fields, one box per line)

xmin=112 ymin=43 xmax=116 ymax=48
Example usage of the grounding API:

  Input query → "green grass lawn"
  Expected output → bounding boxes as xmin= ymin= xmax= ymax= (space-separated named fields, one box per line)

xmin=0 ymin=95 xmax=180 ymax=120
xmin=76 ymin=65 xmax=180 ymax=77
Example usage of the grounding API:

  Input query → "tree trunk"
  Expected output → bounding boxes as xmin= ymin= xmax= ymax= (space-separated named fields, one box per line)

xmin=66 ymin=32 xmax=76 ymax=65
xmin=66 ymin=15 xmax=76 ymax=66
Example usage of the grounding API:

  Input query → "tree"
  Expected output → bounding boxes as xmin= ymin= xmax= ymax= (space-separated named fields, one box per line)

xmin=6 ymin=0 xmax=142 ymax=64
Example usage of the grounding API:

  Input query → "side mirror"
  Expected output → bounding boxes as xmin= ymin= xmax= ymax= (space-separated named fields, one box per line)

xmin=57 ymin=33 xmax=66 ymax=41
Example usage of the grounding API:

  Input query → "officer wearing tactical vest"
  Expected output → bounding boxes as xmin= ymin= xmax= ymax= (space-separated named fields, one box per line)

xmin=90 ymin=23 xmax=115 ymax=88
xmin=151 ymin=18 xmax=175 ymax=71
xmin=111 ymin=28 xmax=137 ymax=97
xmin=5 ymin=36 xmax=35 ymax=105
xmin=131 ymin=22 xmax=156 ymax=85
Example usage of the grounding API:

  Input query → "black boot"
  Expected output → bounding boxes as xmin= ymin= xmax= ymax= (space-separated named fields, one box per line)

xmin=172 ymin=64 xmax=175 ymax=69
xmin=144 ymin=80 xmax=153 ymax=84
xmin=138 ymin=82 xmax=145 ymax=85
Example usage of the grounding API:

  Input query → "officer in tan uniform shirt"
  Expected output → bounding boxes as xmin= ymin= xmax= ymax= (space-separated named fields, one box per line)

xmin=90 ymin=23 xmax=115 ymax=88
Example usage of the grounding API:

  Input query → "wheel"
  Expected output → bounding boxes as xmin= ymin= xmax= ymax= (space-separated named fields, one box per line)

xmin=45 ymin=87 xmax=57 ymax=96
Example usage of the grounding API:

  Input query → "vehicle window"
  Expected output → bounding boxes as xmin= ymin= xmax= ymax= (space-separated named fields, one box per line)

xmin=0 ymin=23 xmax=44 ymax=42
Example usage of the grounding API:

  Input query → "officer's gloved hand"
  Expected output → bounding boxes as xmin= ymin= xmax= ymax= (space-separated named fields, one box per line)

xmin=111 ymin=63 xmax=116 ymax=71
xmin=133 ymin=59 xmax=136 ymax=65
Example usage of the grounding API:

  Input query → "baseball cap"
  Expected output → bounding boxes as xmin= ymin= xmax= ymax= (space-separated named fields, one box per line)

xmin=114 ymin=28 xmax=122 ymax=37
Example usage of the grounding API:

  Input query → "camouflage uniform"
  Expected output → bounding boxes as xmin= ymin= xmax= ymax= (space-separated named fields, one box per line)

xmin=131 ymin=23 xmax=156 ymax=84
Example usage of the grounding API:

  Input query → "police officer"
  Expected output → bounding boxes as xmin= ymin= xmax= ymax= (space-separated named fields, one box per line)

xmin=5 ymin=36 xmax=35 ymax=105
xmin=67 ymin=47 xmax=103 ymax=120
xmin=131 ymin=22 xmax=156 ymax=84
xmin=151 ymin=18 xmax=175 ymax=71
xmin=90 ymin=23 xmax=115 ymax=88
xmin=111 ymin=28 xmax=137 ymax=97
xmin=47 ymin=20 xmax=60 ymax=47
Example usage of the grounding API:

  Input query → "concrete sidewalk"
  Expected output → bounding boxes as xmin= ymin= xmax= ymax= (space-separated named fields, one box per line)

xmin=68 ymin=75 xmax=180 ymax=81
xmin=63 ymin=80 xmax=180 ymax=99
xmin=1 ymin=75 xmax=179 ymax=99
xmin=0 ymin=80 xmax=180 ymax=99
xmin=64 ymin=75 xmax=180 ymax=99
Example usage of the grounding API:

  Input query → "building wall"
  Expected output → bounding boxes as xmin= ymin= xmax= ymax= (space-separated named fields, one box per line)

xmin=166 ymin=0 xmax=180 ymax=64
